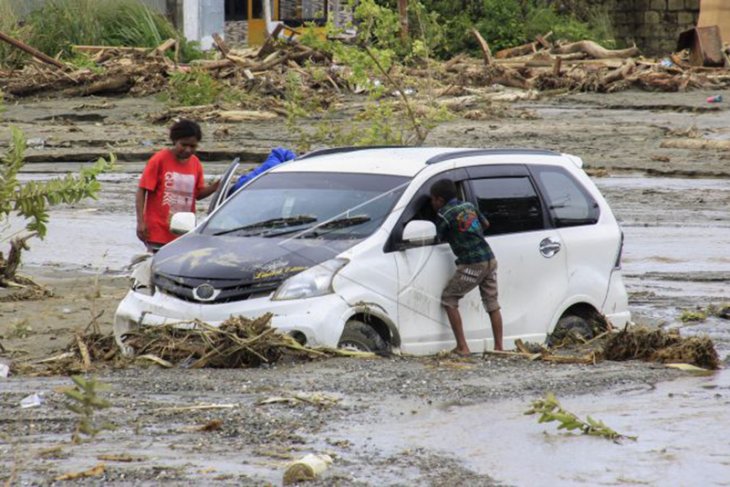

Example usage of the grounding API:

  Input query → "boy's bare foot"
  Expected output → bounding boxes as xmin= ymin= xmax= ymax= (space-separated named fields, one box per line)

xmin=451 ymin=347 xmax=471 ymax=357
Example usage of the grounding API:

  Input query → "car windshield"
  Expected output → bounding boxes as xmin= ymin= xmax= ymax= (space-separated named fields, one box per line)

xmin=202 ymin=171 xmax=410 ymax=240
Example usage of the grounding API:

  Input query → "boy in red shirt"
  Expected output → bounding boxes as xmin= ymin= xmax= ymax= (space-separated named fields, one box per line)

xmin=136 ymin=120 xmax=219 ymax=251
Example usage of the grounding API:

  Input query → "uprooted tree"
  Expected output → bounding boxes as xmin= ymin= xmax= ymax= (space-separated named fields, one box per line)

xmin=0 ymin=127 xmax=115 ymax=287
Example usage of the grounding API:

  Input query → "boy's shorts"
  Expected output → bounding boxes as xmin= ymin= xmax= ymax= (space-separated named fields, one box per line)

xmin=441 ymin=259 xmax=500 ymax=312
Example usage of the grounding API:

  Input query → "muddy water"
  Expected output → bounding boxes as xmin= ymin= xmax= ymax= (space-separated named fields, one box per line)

xmin=334 ymin=370 xmax=730 ymax=486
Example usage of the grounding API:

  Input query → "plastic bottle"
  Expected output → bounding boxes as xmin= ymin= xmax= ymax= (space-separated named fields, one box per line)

xmin=707 ymin=95 xmax=723 ymax=103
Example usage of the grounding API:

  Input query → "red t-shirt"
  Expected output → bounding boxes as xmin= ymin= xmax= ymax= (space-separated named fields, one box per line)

xmin=139 ymin=149 xmax=205 ymax=244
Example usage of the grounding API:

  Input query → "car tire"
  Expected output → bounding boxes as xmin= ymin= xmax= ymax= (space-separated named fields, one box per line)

xmin=549 ymin=315 xmax=595 ymax=345
xmin=338 ymin=320 xmax=387 ymax=352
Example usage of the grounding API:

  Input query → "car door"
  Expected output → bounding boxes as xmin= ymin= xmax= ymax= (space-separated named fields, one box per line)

xmin=461 ymin=165 xmax=569 ymax=345
xmin=207 ymin=157 xmax=240 ymax=214
xmin=529 ymin=164 xmax=614 ymax=312
xmin=388 ymin=168 xmax=468 ymax=355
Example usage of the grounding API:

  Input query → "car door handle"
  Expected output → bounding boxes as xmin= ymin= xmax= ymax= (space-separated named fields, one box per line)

xmin=539 ymin=237 xmax=561 ymax=258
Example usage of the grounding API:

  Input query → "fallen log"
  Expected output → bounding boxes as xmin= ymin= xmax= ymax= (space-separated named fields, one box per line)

xmin=63 ymin=76 xmax=132 ymax=97
xmin=191 ymin=59 xmax=233 ymax=69
xmin=551 ymin=40 xmax=640 ymax=59
xmin=660 ymin=138 xmax=730 ymax=151
xmin=495 ymin=41 xmax=537 ymax=59
xmin=212 ymin=110 xmax=279 ymax=122
xmin=600 ymin=58 xmax=636 ymax=85
xmin=0 ymin=30 xmax=67 ymax=70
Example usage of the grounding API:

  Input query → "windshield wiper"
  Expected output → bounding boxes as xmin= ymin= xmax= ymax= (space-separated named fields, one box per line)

xmin=265 ymin=215 xmax=372 ymax=239
xmin=212 ymin=215 xmax=317 ymax=236
xmin=319 ymin=215 xmax=371 ymax=229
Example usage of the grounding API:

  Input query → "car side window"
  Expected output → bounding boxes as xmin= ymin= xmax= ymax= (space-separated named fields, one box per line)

xmin=532 ymin=166 xmax=599 ymax=227
xmin=469 ymin=177 xmax=545 ymax=235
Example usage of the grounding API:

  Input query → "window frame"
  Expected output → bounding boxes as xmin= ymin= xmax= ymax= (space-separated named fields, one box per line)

xmin=462 ymin=164 xmax=551 ymax=236
xmin=384 ymin=168 xmax=469 ymax=253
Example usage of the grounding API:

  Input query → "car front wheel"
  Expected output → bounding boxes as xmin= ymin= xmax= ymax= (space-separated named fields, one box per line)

xmin=338 ymin=320 xmax=387 ymax=352
xmin=548 ymin=315 xmax=595 ymax=346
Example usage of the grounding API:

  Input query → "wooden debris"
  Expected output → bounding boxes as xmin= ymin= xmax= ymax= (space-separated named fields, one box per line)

xmin=97 ymin=454 xmax=146 ymax=462
xmin=0 ymin=30 xmax=67 ymax=70
xmin=660 ymin=138 xmax=730 ymax=151
xmin=212 ymin=33 xmax=230 ymax=56
xmin=551 ymin=40 xmax=640 ymax=59
xmin=2 ymin=34 xmax=730 ymax=107
xmin=496 ymin=41 xmax=537 ymax=60
xmin=471 ymin=28 xmax=493 ymax=66
xmin=54 ymin=464 xmax=106 ymax=481
xmin=149 ymin=38 xmax=177 ymax=57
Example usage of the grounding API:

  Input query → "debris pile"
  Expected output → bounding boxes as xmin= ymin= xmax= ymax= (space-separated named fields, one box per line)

xmin=444 ymin=31 xmax=730 ymax=93
xmin=603 ymin=326 xmax=719 ymax=370
xmin=10 ymin=313 xmax=373 ymax=376
xmin=503 ymin=324 xmax=719 ymax=371
xmin=123 ymin=313 xmax=306 ymax=368
xmin=0 ymin=35 xmax=344 ymax=104
xmin=3 ymin=27 xmax=730 ymax=108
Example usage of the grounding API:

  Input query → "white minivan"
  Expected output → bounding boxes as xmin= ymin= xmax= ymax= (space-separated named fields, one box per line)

xmin=115 ymin=147 xmax=629 ymax=354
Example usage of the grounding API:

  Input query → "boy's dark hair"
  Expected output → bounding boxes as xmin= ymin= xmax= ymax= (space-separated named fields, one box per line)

xmin=430 ymin=178 xmax=457 ymax=201
xmin=170 ymin=119 xmax=202 ymax=143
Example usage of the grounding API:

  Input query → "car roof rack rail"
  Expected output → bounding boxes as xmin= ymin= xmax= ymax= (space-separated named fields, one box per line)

xmin=425 ymin=148 xmax=560 ymax=165
xmin=296 ymin=145 xmax=408 ymax=160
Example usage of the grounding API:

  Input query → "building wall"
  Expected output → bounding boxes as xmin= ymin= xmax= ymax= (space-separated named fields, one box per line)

xmin=569 ymin=0 xmax=700 ymax=55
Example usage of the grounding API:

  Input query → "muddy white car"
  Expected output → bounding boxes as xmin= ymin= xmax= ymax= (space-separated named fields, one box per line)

xmin=115 ymin=147 xmax=629 ymax=354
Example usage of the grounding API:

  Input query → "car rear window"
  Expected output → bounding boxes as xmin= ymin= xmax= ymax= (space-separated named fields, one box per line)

xmin=532 ymin=166 xmax=600 ymax=227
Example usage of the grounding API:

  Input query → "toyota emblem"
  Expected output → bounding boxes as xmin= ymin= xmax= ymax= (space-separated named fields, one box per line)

xmin=193 ymin=283 xmax=218 ymax=302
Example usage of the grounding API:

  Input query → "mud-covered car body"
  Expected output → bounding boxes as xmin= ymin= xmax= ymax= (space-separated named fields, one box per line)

xmin=115 ymin=147 xmax=629 ymax=354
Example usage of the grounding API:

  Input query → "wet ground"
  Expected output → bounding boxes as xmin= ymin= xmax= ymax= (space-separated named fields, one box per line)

xmin=1 ymin=90 xmax=730 ymax=484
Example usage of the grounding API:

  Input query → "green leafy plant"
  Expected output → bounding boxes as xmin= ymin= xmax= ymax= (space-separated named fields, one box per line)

xmin=9 ymin=319 xmax=32 ymax=339
xmin=164 ymin=69 xmax=222 ymax=107
xmin=679 ymin=309 xmax=708 ymax=323
xmin=0 ymin=127 xmax=114 ymax=285
xmin=61 ymin=375 xmax=115 ymax=443
xmin=65 ymin=53 xmax=106 ymax=74
xmin=292 ymin=0 xmax=451 ymax=149
xmin=525 ymin=392 xmax=636 ymax=441
xmin=0 ymin=0 xmax=202 ymax=67
xmin=377 ymin=0 xmax=615 ymax=58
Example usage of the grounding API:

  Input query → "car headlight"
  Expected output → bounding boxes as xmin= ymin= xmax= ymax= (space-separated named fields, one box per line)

xmin=130 ymin=256 xmax=154 ymax=296
xmin=272 ymin=258 xmax=348 ymax=301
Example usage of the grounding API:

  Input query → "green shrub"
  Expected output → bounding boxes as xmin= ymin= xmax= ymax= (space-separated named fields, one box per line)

xmin=376 ymin=0 xmax=615 ymax=58
xmin=164 ymin=69 xmax=222 ymax=106
xmin=0 ymin=0 xmax=202 ymax=67
xmin=0 ymin=0 xmax=28 ymax=68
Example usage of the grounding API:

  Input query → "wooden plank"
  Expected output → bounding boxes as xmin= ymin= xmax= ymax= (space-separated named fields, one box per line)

xmin=212 ymin=33 xmax=230 ymax=56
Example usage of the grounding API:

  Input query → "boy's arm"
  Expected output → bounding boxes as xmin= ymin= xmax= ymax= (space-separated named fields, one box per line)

xmin=196 ymin=179 xmax=220 ymax=200
xmin=135 ymin=187 xmax=148 ymax=242
xmin=477 ymin=208 xmax=490 ymax=230
xmin=435 ymin=212 xmax=450 ymax=241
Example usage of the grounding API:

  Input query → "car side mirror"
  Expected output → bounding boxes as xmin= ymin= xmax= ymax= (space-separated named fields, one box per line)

xmin=402 ymin=220 xmax=437 ymax=246
xmin=170 ymin=212 xmax=196 ymax=235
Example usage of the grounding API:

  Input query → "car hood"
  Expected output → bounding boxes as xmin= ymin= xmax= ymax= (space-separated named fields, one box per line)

xmin=152 ymin=233 xmax=352 ymax=282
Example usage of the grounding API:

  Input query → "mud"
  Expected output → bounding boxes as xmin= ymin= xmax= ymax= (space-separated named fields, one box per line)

xmin=1 ymin=89 xmax=730 ymax=485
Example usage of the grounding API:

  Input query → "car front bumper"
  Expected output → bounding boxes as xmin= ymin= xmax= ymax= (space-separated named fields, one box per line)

xmin=114 ymin=289 xmax=352 ymax=353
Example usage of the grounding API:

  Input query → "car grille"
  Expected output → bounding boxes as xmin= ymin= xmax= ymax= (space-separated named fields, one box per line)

xmin=152 ymin=273 xmax=282 ymax=304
